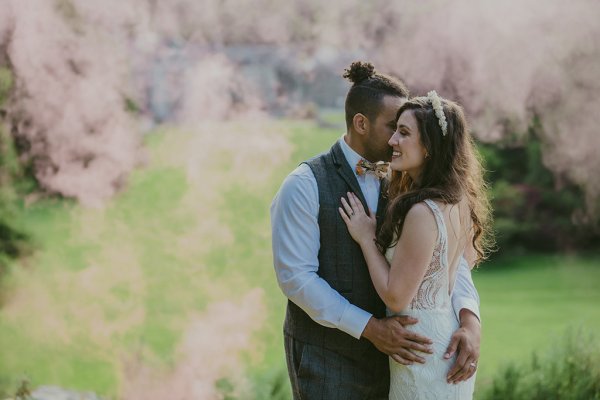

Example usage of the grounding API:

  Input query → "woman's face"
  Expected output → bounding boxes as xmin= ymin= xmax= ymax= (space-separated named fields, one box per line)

xmin=388 ymin=109 xmax=428 ymax=181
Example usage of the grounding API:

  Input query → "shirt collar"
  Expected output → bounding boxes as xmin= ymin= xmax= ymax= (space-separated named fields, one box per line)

xmin=339 ymin=135 xmax=363 ymax=178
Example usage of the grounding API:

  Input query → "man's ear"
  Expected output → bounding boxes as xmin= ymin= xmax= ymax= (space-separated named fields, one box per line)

xmin=352 ymin=113 xmax=370 ymax=135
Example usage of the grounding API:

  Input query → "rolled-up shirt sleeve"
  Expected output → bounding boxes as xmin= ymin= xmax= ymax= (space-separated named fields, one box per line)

xmin=452 ymin=257 xmax=481 ymax=322
xmin=270 ymin=164 xmax=372 ymax=339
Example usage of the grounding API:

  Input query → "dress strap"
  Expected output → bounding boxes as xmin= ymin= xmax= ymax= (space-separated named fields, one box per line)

xmin=423 ymin=199 xmax=448 ymax=248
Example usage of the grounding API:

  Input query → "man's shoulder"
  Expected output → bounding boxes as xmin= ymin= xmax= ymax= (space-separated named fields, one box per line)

xmin=303 ymin=144 xmax=340 ymax=177
xmin=289 ymin=162 xmax=314 ymax=177
xmin=279 ymin=163 xmax=317 ymax=194
xmin=272 ymin=163 xmax=318 ymax=212
xmin=303 ymin=149 xmax=331 ymax=168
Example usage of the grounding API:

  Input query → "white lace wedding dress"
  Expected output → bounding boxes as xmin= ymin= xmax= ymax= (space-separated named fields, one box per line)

xmin=387 ymin=200 xmax=475 ymax=400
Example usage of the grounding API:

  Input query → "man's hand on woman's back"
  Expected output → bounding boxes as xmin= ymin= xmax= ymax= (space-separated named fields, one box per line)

xmin=362 ymin=315 xmax=433 ymax=365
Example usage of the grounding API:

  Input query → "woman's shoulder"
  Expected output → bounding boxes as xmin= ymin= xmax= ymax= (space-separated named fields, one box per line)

xmin=401 ymin=201 xmax=439 ymax=244
xmin=405 ymin=201 xmax=438 ymax=223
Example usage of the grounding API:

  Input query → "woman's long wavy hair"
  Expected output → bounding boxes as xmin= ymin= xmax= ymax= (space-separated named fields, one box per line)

xmin=376 ymin=96 xmax=494 ymax=265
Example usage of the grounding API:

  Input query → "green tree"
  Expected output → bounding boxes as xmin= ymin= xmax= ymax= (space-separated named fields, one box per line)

xmin=0 ymin=67 xmax=30 ymax=281
xmin=479 ymin=121 xmax=599 ymax=254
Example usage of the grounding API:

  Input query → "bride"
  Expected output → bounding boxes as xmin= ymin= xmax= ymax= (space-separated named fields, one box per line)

xmin=339 ymin=91 xmax=494 ymax=399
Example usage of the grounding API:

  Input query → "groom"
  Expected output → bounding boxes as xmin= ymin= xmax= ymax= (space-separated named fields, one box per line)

xmin=271 ymin=61 xmax=481 ymax=399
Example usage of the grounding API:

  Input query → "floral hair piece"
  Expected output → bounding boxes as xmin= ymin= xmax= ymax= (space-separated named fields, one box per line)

xmin=427 ymin=90 xmax=448 ymax=136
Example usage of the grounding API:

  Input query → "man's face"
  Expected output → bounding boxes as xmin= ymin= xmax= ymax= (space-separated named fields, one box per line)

xmin=364 ymin=95 xmax=407 ymax=162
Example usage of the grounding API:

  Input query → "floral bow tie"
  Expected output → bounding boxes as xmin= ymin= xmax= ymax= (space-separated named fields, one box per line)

xmin=355 ymin=159 xmax=389 ymax=179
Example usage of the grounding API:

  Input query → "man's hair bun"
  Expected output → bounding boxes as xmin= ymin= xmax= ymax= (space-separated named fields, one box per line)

xmin=343 ymin=61 xmax=375 ymax=84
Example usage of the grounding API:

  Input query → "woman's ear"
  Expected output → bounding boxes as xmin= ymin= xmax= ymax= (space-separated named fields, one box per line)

xmin=352 ymin=113 xmax=370 ymax=135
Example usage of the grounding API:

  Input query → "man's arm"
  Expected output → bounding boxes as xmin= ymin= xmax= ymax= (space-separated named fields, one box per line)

xmin=451 ymin=257 xmax=481 ymax=322
xmin=271 ymin=164 xmax=371 ymax=338
xmin=445 ymin=257 xmax=481 ymax=383
xmin=271 ymin=164 xmax=432 ymax=364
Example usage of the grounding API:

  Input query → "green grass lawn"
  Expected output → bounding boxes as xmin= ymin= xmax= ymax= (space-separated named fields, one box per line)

xmin=472 ymin=253 xmax=600 ymax=392
xmin=0 ymin=118 xmax=599 ymax=399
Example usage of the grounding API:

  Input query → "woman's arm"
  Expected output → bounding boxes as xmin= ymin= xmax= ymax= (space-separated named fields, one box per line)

xmin=340 ymin=193 xmax=437 ymax=313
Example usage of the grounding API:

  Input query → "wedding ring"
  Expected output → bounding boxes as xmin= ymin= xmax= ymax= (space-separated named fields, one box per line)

xmin=469 ymin=362 xmax=477 ymax=368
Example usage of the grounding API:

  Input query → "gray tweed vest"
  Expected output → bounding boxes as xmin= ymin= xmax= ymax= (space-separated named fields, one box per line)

xmin=284 ymin=141 xmax=388 ymax=362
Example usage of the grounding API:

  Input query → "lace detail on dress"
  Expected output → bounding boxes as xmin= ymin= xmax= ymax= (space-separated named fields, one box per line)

xmin=409 ymin=199 xmax=450 ymax=310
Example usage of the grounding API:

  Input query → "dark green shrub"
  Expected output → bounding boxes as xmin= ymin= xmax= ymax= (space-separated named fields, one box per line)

xmin=479 ymin=329 xmax=600 ymax=400
xmin=478 ymin=125 xmax=600 ymax=254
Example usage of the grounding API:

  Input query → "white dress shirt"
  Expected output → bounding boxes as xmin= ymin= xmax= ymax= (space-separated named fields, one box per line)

xmin=271 ymin=136 xmax=480 ymax=340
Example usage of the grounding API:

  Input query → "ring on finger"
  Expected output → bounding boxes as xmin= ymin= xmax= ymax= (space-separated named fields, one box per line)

xmin=469 ymin=362 xmax=477 ymax=369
